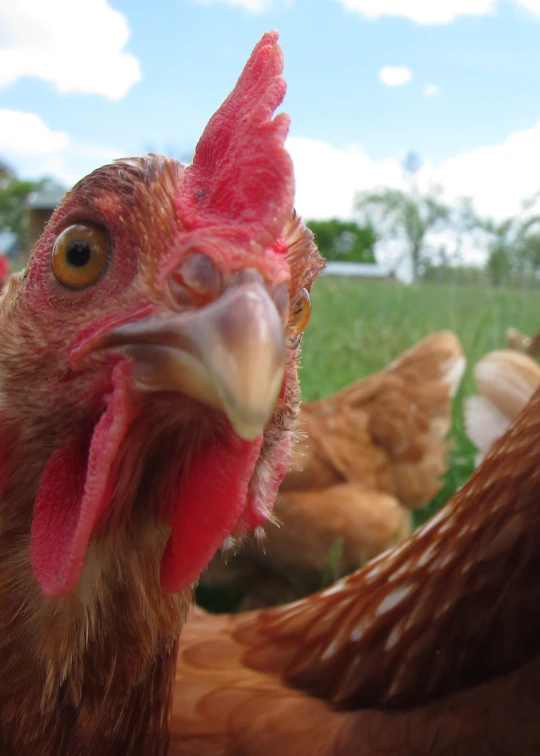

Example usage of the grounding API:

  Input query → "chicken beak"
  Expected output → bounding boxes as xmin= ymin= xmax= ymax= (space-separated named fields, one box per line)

xmin=100 ymin=282 xmax=287 ymax=441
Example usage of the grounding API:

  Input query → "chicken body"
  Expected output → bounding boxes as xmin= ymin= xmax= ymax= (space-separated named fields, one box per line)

xmin=202 ymin=331 xmax=465 ymax=606
xmin=283 ymin=331 xmax=463 ymax=504
xmin=173 ymin=380 xmax=540 ymax=753
xmin=466 ymin=349 xmax=540 ymax=462
xmin=0 ymin=33 xmax=322 ymax=754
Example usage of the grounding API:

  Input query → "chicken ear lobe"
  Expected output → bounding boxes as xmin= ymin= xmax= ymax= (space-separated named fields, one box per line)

xmin=30 ymin=364 xmax=134 ymax=598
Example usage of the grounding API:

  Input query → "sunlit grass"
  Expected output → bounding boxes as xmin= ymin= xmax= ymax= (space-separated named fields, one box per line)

xmin=301 ymin=277 xmax=539 ymax=400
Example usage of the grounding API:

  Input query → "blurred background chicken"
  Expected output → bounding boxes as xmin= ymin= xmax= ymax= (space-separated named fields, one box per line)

xmin=199 ymin=331 xmax=465 ymax=608
xmin=465 ymin=348 xmax=540 ymax=463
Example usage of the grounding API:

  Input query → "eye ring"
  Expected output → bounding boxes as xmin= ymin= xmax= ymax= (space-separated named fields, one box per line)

xmin=52 ymin=223 xmax=108 ymax=290
xmin=290 ymin=287 xmax=311 ymax=340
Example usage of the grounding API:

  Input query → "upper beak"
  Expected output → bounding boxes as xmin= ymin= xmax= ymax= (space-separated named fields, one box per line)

xmin=98 ymin=281 xmax=287 ymax=441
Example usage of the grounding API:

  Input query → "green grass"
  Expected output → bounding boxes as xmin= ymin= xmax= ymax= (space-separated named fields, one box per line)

xmin=301 ymin=277 xmax=540 ymax=525
xmin=301 ymin=278 xmax=540 ymax=400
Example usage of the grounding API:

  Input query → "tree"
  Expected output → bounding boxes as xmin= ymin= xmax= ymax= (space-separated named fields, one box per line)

xmin=421 ymin=262 xmax=489 ymax=286
xmin=0 ymin=161 xmax=53 ymax=252
xmin=477 ymin=200 xmax=540 ymax=287
xmin=480 ymin=218 xmax=517 ymax=286
xmin=353 ymin=151 xmax=465 ymax=281
xmin=305 ymin=219 xmax=377 ymax=263
xmin=515 ymin=217 xmax=540 ymax=282
xmin=355 ymin=185 xmax=452 ymax=281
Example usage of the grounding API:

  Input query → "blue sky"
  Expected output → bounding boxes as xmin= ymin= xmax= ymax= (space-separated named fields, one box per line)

xmin=2 ymin=0 xmax=540 ymax=227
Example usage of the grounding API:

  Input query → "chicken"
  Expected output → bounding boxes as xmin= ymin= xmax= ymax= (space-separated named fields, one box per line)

xmin=465 ymin=349 xmax=540 ymax=462
xmin=200 ymin=331 xmax=465 ymax=607
xmin=0 ymin=32 xmax=323 ymax=754
xmin=173 ymin=377 xmax=540 ymax=755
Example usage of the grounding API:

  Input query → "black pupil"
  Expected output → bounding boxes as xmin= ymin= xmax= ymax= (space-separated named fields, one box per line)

xmin=66 ymin=240 xmax=92 ymax=268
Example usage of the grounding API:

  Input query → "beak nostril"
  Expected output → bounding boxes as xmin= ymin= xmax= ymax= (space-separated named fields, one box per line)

xmin=169 ymin=252 xmax=222 ymax=306
xmin=168 ymin=277 xmax=198 ymax=309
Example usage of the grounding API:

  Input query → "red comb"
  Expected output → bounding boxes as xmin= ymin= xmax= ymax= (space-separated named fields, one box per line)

xmin=176 ymin=31 xmax=293 ymax=248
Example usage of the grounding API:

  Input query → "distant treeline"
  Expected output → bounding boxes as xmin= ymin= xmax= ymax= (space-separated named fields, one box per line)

xmin=305 ymin=219 xmax=376 ymax=264
xmin=421 ymin=263 xmax=540 ymax=287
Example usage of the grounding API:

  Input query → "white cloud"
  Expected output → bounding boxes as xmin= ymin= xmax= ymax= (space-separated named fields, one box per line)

xmin=0 ymin=109 xmax=70 ymax=156
xmin=0 ymin=108 xmax=120 ymax=186
xmin=288 ymin=119 xmax=540 ymax=225
xmin=433 ymin=122 xmax=540 ymax=219
xmin=379 ymin=66 xmax=413 ymax=86
xmin=194 ymin=0 xmax=540 ymax=15
xmin=424 ymin=84 xmax=440 ymax=96
xmin=193 ymin=0 xmax=284 ymax=10
xmin=0 ymin=0 xmax=141 ymax=99
xmin=338 ymin=0 xmax=540 ymax=24
xmin=338 ymin=0 xmax=495 ymax=23
xmin=515 ymin=0 xmax=540 ymax=13
xmin=286 ymin=137 xmax=405 ymax=219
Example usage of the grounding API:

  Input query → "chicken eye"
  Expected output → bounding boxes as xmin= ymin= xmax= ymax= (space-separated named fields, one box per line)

xmin=52 ymin=224 xmax=108 ymax=289
xmin=290 ymin=288 xmax=311 ymax=339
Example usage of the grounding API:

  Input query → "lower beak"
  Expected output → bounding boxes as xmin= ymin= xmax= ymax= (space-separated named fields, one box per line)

xmin=100 ymin=282 xmax=286 ymax=441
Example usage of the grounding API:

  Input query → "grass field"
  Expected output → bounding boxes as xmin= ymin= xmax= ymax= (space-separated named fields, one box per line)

xmin=300 ymin=277 xmax=540 ymax=525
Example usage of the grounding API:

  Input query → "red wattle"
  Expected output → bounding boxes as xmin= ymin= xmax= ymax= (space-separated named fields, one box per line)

xmin=235 ymin=433 xmax=291 ymax=533
xmin=160 ymin=432 xmax=263 ymax=593
xmin=30 ymin=364 xmax=134 ymax=597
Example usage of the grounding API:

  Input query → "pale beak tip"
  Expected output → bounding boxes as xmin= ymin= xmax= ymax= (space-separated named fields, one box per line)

xmin=230 ymin=417 xmax=267 ymax=442
xmin=221 ymin=394 xmax=278 ymax=441
xmin=218 ymin=357 xmax=285 ymax=441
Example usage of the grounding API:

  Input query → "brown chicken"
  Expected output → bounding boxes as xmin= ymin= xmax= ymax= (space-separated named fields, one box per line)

xmin=0 ymin=33 xmax=323 ymax=754
xmin=201 ymin=331 xmax=465 ymax=606
xmin=173 ymin=374 xmax=540 ymax=754
xmin=465 ymin=349 xmax=540 ymax=462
